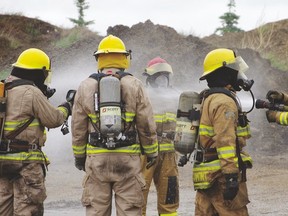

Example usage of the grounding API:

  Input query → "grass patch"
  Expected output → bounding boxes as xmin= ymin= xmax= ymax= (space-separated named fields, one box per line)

xmin=54 ymin=28 xmax=83 ymax=48
xmin=266 ymin=53 xmax=288 ymax=72
xmin=0 ymin=69 xmax=10 ymax=80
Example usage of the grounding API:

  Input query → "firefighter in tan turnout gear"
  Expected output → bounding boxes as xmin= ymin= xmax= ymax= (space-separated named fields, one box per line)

xmin=265 ymin=90 xmax=288 ymax=125
xmin=0 ymin=48 xmax=71 ymax=215
xmin=71 ymin=35 xmax=158 ymax=215
xmin=141 ymin=57 xmax=179 ymax=216
xmin=193 ymin=48 xmax=254 ymax=216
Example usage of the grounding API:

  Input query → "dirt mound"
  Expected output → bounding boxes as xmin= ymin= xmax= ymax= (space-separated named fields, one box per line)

xmin=1 ymin=14 xmax=288 ymax=216
xmin=0 ymin=14 xmax=61 ymax=68
xmin=203 ymin=19 xmax=288 ymax=72
xmin=0 ymin=15 xmax=287 ymax=154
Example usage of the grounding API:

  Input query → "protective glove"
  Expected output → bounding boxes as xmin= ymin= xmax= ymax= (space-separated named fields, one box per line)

xmin=75 ymin=157 xmax=86 ymax=171
xmin=59 ymin=102 xmax=72 ymax=116
xmin=266 ymin=90 xmax=284 ymax=103
xmin=266 ymin=110 xmax=278 ymax=123
xmin=223 ymin=173 xmax=239 ymax=200
xmin=146 ymin=156 xmax=157 ymax=169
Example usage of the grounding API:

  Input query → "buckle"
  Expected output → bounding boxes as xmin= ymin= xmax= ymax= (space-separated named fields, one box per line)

xmin=29 ymin=143 xmax=38 ymax=151
xmin=106 ymin=140 xmax=116 ymax=150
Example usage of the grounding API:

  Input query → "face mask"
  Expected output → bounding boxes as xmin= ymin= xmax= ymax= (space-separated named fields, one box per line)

xmin=147 ymin=74 xmax=169 ymax=88
xmin=227 ymin=56 xmax=254 ymax=91
xmin=237 ymin=71 xmax=254 ymax=91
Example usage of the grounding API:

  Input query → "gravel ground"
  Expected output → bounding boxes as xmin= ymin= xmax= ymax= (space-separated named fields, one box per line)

xmin=42 ymin=129 xmax=288 ymax=216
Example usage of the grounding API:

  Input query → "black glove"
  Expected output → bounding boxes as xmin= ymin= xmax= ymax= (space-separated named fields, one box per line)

xmin=146 ymin=156 xmax=157 ymax=169
xmin=59 ymin=102 xmax=72 ymax=116
xmin=75 ymin=157 xmax=86 ymax=171
xmin=266 ymin=110 xmax=278 ymax=123
xmin=223 ymin=173 xmax=239 ymax=200
xmin=266 ymin=90 xmax=284 ymax=103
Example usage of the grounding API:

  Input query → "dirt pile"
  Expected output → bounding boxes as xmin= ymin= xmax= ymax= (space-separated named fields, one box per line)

xmin=0 ymin=15 xmax=61 ymax=68
xmin=1 ymin=15 xmax=287 ymax=155
xmin=1 ymin=14 xmax=288 ymax=216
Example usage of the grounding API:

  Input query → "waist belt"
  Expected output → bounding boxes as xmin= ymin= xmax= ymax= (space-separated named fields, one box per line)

xmin=89 ymin=131 xmax=137 ymax=150
xmin=196 ymin=148 xmax=218 ymax=163
xmin=0 ymin=139 xmax=40 ymax=154
xmin=157 ymin=131 xmax=175 ymax=140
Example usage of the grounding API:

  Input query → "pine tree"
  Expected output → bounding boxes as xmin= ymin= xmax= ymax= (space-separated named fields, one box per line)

xmin=69 ymin=0 xmax=94 ymax=27
xmin=215 ymin=0 xmax=243 ymax=35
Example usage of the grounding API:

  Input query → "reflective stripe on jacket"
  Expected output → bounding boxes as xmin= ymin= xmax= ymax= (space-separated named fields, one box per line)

xmin=277 ymin=112 xmax=288 ymax=125
xmin=276 ymin=93 xmax=288 ymax=125
xmin=1 ymin=77 xmax=67 ymax=163
xmin=193 ymin=91 xmax=252 ymax=190
xmin=71 ymin=74 xmax=158 ymax=157
xmin=146 ymin=87 xmax=179 ymax=153
xmin=154 ymin=112 xmax=176 ymax=152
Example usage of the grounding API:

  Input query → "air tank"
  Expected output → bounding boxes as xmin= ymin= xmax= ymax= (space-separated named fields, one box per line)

xmin=174 ymin=91 xmax=201 ymax=155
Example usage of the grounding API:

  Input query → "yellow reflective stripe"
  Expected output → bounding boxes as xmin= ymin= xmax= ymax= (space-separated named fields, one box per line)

xmin=237 ymin=125 xmax=251 ymax=137
xmin=154 ymin=112 xmax=176 ymax=123
xmin=122 ymin=112 xmax=135 ymax=122
xmin=0 ymin=151 xmax=49 ymax=163
xmin=160 ymin=212 xmax=178 ymax=216
xmin=86 ymin=143 xmax=142 ymax=154
xmin=159 ymin=143 xmax=175 ymax=152
xmin=142 ymin=141 xmax=158 ymax=154
xmin=164 ymin=112 xmax=176 ymax=121
xmin=217 ymin=146 xmax=236 ymax=159
xmin=73 ymin=144 xmax=86 ymax=155
xmin=154 ymin=114 xmax=163 ymax=123
xmin=193 ymin=181 xmax=211 ymax=189
xmin=4 ymin=119 xmax=40 ymax=131
xmin=193 ymin=159 xmax=221 ymax=171
xmin=279 ymin=112 xmax=288 ymax=125
xmin=193 ymin=160 xmax=221 ymax=189
xmin=57 ymin=106 xmax=68 ymax=119
xmin=199 ymin=124 xmax=214 ymax=136
xmin=234 ymin=153 xmax=253 ymax=164
xmin=88 ymin=113 xmax=98 ymax=124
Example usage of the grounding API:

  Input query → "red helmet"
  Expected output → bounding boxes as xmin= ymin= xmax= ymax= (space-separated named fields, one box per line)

xmin=144 ymin=57 xmax=173 ymax=76
xmin=147 ymin=57 xmax=167 ymax=67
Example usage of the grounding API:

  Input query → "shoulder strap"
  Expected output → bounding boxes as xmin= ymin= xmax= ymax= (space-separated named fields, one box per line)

xmin=5 ymin=117 xmax=35 ymax=140
xmin=89 ymin=72 xmax=132 ymax=82
xmin=89 ymin=73 xmax=107 ymax=81
xmin=5 ymin=79 xmax=34 ymax=90
xmin=204 ymin=87 xmax=240 ymax=108
xmin=115 ymin=71 xmax=132 ymax=79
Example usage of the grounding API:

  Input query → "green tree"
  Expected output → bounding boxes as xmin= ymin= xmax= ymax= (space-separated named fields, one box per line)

xmin=215 ymin=0 xmax=243 ymax=35
xmin=69 ymin=0 xmax=94 ymax=27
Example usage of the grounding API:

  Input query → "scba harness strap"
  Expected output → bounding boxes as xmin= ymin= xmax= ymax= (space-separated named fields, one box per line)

xmin=0 ymin=79 xmax=39 ymax=154
xmin=200 ymin=87 xmax=249 ymax=182
xmin=88 ymin=71 xmax=136 ymax=150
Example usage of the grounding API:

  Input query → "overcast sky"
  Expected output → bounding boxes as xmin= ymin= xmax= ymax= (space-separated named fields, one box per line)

xmin=1 ymin=0 xmax=287 ymax=37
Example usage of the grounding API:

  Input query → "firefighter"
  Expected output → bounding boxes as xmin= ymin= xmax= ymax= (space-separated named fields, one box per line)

xmin=193 ymin=48 xmax=253 ymax=216
xmin=0 ymin=48 xmax=71 ymax=215
xmin=141 ymin=57 xmax=179 ymax=216
xmin=265 ymin=90 xmax=288 ymax=125
xmin=71 ymin=35 xmax=158 ymax=215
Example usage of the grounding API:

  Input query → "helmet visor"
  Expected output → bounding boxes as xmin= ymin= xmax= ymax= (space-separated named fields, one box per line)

xmin=226 ymin=56 xmax=249 ymax=74
xmin=44 ymin=71 xmax=52 ymax=85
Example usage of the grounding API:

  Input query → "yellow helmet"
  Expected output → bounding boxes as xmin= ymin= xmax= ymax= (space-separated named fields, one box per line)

xmin=12 ymin=48 xmax=51 ymax=71
xmin=200 ymin=48 xmax=241 ymax=80
xmin=93 ymin=35 xmax=130 ymax=57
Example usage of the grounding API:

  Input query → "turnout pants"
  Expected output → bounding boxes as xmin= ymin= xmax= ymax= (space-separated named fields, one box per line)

xmin=141 ymin=151 xmax=179 ymax=216
xmin=0 ymin=162 xmax=46 ymax=216
xmin=195 ymin=175 xmax=250 ymax=216
xmin=82 ymin=153 xmax=146 ymax=216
